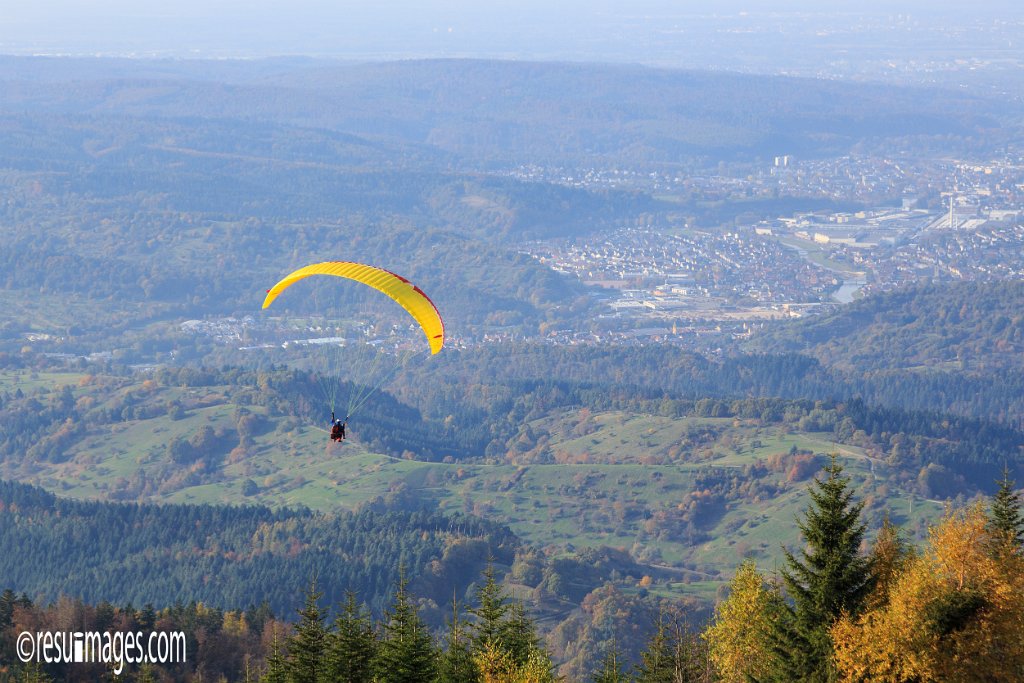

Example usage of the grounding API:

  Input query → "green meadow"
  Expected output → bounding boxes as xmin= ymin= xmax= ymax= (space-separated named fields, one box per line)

xmin=2 ymin=370 xmax=945 ymax=600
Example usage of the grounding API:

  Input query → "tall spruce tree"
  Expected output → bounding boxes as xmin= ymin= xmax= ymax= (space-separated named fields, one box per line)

xmin=373 ymin=572 xmax=437 ymax=683
xmin=463 ymin=564 xmax=554 ymax=680
xmin=469 ymin=563 xmax=509 ymax=655
xmin=591 ymin=637 xmax=625 ymax=683
xmin=287 ymin=582 xmax=327 ymax=683
xmin=322 ymin=591 xmax=377 ymax=683
xmin=989 ymin=466 xmax=1024 ymax=550
xmin=500 ymin=599 xmax=545 ymax=668
xmin=261 ymin=627 xmax=288 ymax=683
xmin=436 ymin=596 xmax=477 ymax=683
xmin=769 ymin=455 xmax=873 ymax=682
xmin=634 ymin=612 xmax=707 ymax=683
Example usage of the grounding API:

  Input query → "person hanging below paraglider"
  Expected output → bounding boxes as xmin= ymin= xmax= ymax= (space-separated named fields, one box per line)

xmin=263 ymin=262 xmax=445 ymax=437
xmin=330 ymin=412 xmax=346 ymax=442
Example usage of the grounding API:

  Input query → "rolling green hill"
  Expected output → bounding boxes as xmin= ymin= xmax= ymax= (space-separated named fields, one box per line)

xmin=1 ymin=366 xmax=950 ymax=604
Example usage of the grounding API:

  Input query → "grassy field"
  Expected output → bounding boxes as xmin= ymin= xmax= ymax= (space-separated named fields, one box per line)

xmin=0 ymin=369 xmax=88 ymax=393
xmin=776 ymin=237 xmax=865 ymax=275
xmin=3 ymin=370 xmax=946 ymax=601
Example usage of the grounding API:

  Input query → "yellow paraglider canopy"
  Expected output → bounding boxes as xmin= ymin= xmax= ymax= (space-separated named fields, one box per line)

xmin=262 ymin=261 xmax=444 ymax=354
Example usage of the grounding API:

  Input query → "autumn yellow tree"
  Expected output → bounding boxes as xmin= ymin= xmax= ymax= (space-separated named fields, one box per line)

xmin=832 ymin=504 xmax=1024 ymax=682
xmin=865 ymin=515 xmax=914 ymax=610
xmin=474 ymin=640 xmax=556 ymax=683
xmin=703 ymin=560 xmax=782 ymax=682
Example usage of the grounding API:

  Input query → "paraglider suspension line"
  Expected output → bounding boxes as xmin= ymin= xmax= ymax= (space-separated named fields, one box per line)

xmin=345 ymin=348 xmax=424 ymax=419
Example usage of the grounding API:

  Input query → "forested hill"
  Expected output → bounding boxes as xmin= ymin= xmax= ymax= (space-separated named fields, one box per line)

xmin=0 ymin=478 xmax=516 ymax=618
xmin=1 ymin=57 xmax=1019 ymax=341
xmin=0 ymin=60 xmax=668 ymax=340
xmin=1 ymin=57 xmax=1016 ymax=166
xmin=745 ymin=281 xmax=1024 ymax=374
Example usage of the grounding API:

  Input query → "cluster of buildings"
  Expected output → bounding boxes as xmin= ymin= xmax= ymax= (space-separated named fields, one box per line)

xmin=523 ymin=227 xmax=836 ymax=348
xmin=505 ymin=152 xmax=1024 ymax=211
xmin=855 ymin=224 xmax=1024 ymax=291
xmin=518 ymin=151 xmax=1024 ymax=345
xmin=173 ymin=154 xmax=1024 ymax=354
xmin=529 ymin=227 xmax=835 ymax=306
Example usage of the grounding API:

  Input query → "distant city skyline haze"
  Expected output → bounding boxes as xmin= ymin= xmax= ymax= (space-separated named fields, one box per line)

xmin=3 ymin=1 xmax=1022 ymax=82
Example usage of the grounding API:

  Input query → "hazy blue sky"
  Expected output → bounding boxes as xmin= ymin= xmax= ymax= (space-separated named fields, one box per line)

xmin=2 ymin=1 xmax=1022 ymax=74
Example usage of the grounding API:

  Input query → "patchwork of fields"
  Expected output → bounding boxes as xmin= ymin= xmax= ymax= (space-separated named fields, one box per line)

xmin=1 ymin=369 xmax=944 ymax=599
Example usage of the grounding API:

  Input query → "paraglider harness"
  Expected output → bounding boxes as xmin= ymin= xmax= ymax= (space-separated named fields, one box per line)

xmin=330 ymin=411 xmax=346 ymax=442
xmin=262 ymin=260 xmax=443 ymax=446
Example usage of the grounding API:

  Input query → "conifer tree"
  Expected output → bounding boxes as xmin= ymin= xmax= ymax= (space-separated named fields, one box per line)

xmin=261 ymin=627 xmax=288 ymax=683
xmin=322 ymin=592 xmax=377 ymax=683
xmin=0 ymin=588 xmax=14 ymax=630
xmin=243 ymin=657 xmax=257 ymax=683
xmin=466 ymin=562 xmax=553 ymax=679
xmin=634 ymin=612 xmax=706 ymax=683
xmin=373 ymin=572 xmax=437 ymax=683
xmin=591 ymin=637 xmax=625 ymax=683
xmin=138 ymin=603 xmax=157 ymax=631
xmin=15 ymin=663 xmax=52 ymax=683
xmin=287 ymin=581 xmax=327 ymax=683
xmin=469 ymin=563 xmax=509 ymax=655
xmin=436 ymin=596 xmax=478 ymax=683
xmin=634 ymin=618 xmax=675 ymax=683
xmin=500 ymin=599 xmax=545 ymax=668
xmin=989 ymin=466 xmax=1024 ymax=551
xmin=867 ymin=515 xmax=913 ymax=609
xmin=769 ymin=455 xmax=873 ymax=682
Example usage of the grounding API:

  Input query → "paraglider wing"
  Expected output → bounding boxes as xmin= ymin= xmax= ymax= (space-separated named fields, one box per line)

xmin=262 ymin=262 xmax=445 ymax=354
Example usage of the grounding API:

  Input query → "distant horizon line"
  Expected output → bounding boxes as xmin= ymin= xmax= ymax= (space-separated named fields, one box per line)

xmin=0 ymin=51 xmax=858 ymax=84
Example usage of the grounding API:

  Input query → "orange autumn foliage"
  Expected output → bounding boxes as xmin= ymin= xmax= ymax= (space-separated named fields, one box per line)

xmin=832 ymin=504 xmax=1024 ymax=682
